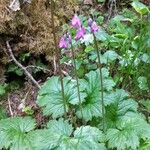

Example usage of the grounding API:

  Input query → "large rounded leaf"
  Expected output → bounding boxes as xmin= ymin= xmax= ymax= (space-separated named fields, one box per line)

xmin=37 ymin=76 xmax=86 ymax=118
xmin=0 ymin=117 xmax=36 ymax=150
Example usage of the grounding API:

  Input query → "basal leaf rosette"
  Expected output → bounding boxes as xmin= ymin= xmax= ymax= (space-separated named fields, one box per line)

xmin=76 ymin=68 xmax=115 ymax=121
xmin=29 ymin=119 xmax=106 ymax=150
xmin=103 ymin=90 xmax=150 ymax=150
xmin=37 ymin=76 xmax=86 ymax=118
xmin=106 ymin=112 xmax=150 ymax=150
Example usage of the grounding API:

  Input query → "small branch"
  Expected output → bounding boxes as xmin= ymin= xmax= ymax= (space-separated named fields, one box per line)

xmin=26 ymin=65 xmax=52 ymax=73
xmin=6 ymin=41 xmax=41 ymax=89
xmin=62 ymin=70 xmax=69 ymax=76
xmin=8 ymin=95 xmax=13 ymax=117
xmin=53 ymin=55 xmax=57 ymax=75
xmin=18 ymin=90 xmax=30 ymax=110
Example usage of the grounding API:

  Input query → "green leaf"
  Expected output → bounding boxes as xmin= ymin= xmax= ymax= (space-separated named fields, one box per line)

xmin=97 ymin=0 xmax=105 ymax=2
xmin=103 ymin=50 xmax=119 ymax=63
xmin=85 ymin=46 xmax=95 ymax=53
xmin=0 ymin=84 xmax=7 ymax=96
xmin=118 ymin=98 xmax=138 ymax=115
xmin=0 ymin=117 xmax=36 ymax=150
xmin=30 ymin=123 xmax=106 ymax=150
xmin=140 ymin=139 xmax=150 ymax=150
xmin=29 ymin=129 xmax=60 ymax=150
xmin=103 ymin=78 xmax=116 ymax=91
xmin=76 ymin=68 xmax=114 ymax=121
xmin=47 ymin=118 xmax=73 ymax=136
xmin=106 ymin=127 xmax=139 ymax=150
xmin=131 ymin=1 xmax=149 ymax=15
xmin=76 ymin=70 xmax=102 ymax=121
xmin=30 ymin=119 xmax=74 ymax=149
xmin=76 ymin=98 xmax=102 ymax=121
xmin=97 ymin=16 xmax=104 ymax=25
xmin=74 ymin=126 xmax=104 ymax=143
xmin=140 ymin=100 xmax=150 ymax=111
xmin=104 ymin=89 xmax=129 ymax=106
xmin=120 ymin=113 xmax=150 ymax=140
xmin=7 ymin=64 xmax=23 ymax=76
xmin=57 ymin=137 xmax=106 ymax=150
xmin=107 ymin=111 xmax=150 ymax=150
xmin=95 ymin=29 xmax=108 ymax=42
xmin=37 ymin=76 xmax=86 ymax=118
xmin=103 ymin=90 xmax=138 ymax=128
xmin=88 ymin=51 xmax=106 ymax=64
xmin=57 ymin=126 xmax=106 ymax=150
xmin=89 ymin=51 xmax=119 ymax=64
xmin=137 ymin=76 xmax=148 ymax=90
xmin=73 ymin=126 xmax=106 ymax=150
xmin=0 ymin=107 xmax=7 ymax=120
xmin=140 ymin=53 xmax=150 ymax=63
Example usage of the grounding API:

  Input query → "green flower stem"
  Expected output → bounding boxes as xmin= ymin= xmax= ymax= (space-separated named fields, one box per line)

xmin=51 ymin=0 xmax=67 ymax=119
xmin=70 ymin=44 xmax=84 ymax=121
xmin=93 ymin=34 xmax=106 ymax=133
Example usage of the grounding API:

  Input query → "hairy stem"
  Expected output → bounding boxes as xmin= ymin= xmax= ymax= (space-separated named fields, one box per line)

xmin=70 ymin=44 xmax=84 ymax=121
xmin=93 ymin=34 xmax=106 ymax=133
xmin=51 ymin=0 xmax=67 ymax=119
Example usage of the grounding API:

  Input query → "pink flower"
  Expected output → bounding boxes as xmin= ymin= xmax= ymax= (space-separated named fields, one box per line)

xmin=88 ymin=18 xmax=93 ymax=26
xmin=75 ymin=27 xmax=86 ymax=40
xmin=71 ymin=14 xmax=81 ymax=29
xmin=91 ymin=21 xmax=99 ymax=33
xmin=59 ymin=36 xmax=68 ymax=49
xmin=66 ymin=33 xmax=72 ymax=44
xmin=88 ymin=18 xmax=99 ymax=33
xmin=59 ymin=33 xmax=72 ymax=49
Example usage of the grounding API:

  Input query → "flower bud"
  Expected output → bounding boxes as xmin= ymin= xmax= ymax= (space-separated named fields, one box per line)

xmin=59 ymin=36 xmax=68 ymax=49
xmin=67 ymin=33 xmax=72 ymax=44
xmin=91 ymin=21 xmax=99 ymax=33
xmin=75 ymin=27 xmax=86 ymax=40
xmin=88 ymin=18 xmax=93 ymax=27
xmin=71 ymin=14 xmax=81 ymax=29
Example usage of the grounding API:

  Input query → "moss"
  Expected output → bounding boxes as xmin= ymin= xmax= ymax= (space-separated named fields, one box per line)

xmin=0 ymin=0 xmax=77 ymax=62
xmin=0 ymin=0 xmax=77 ymax=83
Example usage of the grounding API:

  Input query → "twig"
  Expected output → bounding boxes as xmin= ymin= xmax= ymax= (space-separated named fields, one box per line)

xmin=8 ymin=95 xmax=13 ymax=117
xmin=18 ymin=90 xmax=30 ymax=110
xmin=6 ymin=41 xmax=41 ymax=89
xmin=26 ymin=65 xmax=52 ymax=73
xmin=53 ymin=55 xmax=57 ymax=75
xmin=62 ymin=70 xmax=69 ymax=76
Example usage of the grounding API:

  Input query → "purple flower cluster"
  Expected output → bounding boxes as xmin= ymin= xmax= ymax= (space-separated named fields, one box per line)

xmin=59 ymin=15 xmax=99 ymax=49
xmin=88 ymin=18 xmax=99 ymax=33
xmin=75 ymin=27 xmax=86 ymax=40
xmin=59 ymin=36 xmax=68 ymax=49
xmin=71 ymin=14 xmax=81 ymax=29
xmin=71 ymin=14 xmax=86 ymax=40
xmin=59 ymin=33 xmax=72 ymax=49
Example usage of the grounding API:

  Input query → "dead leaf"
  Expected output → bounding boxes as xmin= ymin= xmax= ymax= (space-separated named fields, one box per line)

xmin=84 ymin=0 xmax=93 ymax=5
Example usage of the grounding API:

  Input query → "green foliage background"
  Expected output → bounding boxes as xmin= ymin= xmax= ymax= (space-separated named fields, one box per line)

xmin=0 ymin=0 xmax=150 ymax=150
